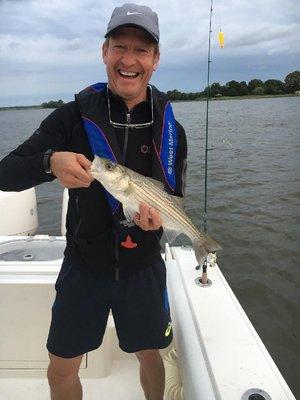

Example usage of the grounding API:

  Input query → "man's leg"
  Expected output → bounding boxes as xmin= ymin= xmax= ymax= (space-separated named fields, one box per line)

xmin=112 ymin=259 xmax=171 ymax=399
xmin=46 ymin=258 xmax=111 ymax=399
xmin=135 ymin=349 xmax=165 ymax=400
xmin=47 ymin=352 xmax=84 ymax=400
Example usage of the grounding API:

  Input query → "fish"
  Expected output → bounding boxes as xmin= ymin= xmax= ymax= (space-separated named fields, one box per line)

xmin=89 ymin=156 xmax=221 ymax=267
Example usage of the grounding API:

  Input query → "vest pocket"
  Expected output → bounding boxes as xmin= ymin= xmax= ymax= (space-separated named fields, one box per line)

xmin=74 ymin=195 xmax=82 ymax=237
xmin=66 ymin=230 xmax=115 ymax=275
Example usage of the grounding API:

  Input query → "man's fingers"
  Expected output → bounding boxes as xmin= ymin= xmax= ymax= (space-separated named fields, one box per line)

xmin=134 ymin=203 xmax=162 ymax=231
xmin=50 ymin=151 xmax=94 ymax=188
xmin=75 ymin=154 xmax=94 ymax=182
xmin=72 ymin=163 xmax=94 ymax=184
xmin=63 ymin=174 xmax=91 ymax=188
xmin=149 ymin=207 xmax=162 ymax=229
xmin=76 ymin=153 xmax=92 ymax=169
xmin=134 ymin=212 xmax=140 ymax=222
xmin=136 ymin=203 xmax=150 ymax=228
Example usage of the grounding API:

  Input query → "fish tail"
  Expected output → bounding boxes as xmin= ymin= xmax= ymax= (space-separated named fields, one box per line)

xmin=193 ymin=235 xmax=222 ymax=267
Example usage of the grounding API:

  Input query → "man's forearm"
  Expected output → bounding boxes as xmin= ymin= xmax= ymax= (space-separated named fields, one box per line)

xmin=0 ymin=150 xmax=55 ymax=192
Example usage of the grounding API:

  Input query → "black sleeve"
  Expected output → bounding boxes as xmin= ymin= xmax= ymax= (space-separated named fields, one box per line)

xmin=174 ymin=120 xmax=187 ymax=197
xmin=0 ymin=102 xmax=77 ymax=192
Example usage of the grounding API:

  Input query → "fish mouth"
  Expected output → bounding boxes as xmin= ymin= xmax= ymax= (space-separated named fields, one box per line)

xmin=88 ymin=166 xmax=99 ymax=180
xmin=89 ymin=157 xmax=104 ymax=178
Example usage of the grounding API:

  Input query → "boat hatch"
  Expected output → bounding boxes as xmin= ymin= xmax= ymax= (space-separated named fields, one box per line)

xmin=0 ymin=237 xmax=65 ymax=262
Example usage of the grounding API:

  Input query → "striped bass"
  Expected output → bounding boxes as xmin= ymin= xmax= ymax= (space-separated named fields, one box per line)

xmin=89 ymin=156 xmax=221 ymax=267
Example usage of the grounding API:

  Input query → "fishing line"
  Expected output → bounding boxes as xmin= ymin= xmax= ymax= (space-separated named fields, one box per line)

xmin=204 ymin=0 xmax=213 ymax=236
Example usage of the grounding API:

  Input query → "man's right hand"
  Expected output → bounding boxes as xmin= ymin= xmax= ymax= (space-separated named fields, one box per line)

xmin=50 ymin=152 xmax=95 ymax=188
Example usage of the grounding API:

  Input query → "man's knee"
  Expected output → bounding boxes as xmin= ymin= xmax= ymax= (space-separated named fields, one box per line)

xmin=47 ymin=352 xmax=83 ymax=386
xmin=135 ymin=349 xmax=162 ymax=367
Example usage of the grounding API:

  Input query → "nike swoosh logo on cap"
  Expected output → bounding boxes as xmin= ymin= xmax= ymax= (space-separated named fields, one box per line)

xmin=126 ymin=11 xmax=142 ymax=15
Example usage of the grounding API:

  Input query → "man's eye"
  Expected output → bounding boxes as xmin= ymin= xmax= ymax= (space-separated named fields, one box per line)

xmin=137 ymin=48 xmax=148 ymax=53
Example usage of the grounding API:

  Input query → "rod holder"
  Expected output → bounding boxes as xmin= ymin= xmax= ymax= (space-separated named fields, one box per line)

xmin=195 ymin=276 xmax=212 ymax=287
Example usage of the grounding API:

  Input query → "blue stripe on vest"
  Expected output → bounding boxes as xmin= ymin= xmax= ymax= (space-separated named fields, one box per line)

xmin=82 ymin=116 xmax=119 ymax=214
xmin=160 ymin=102 xmax=178 ymax=191
xmin=90 ymin=82 xmax=107 ymax=92
xmin=163 ymin=288 xmax=170 ymax=311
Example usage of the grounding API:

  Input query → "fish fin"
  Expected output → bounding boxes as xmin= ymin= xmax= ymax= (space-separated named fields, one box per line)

xmin=164 ymin=228 xmax=180 ymax=244
xmin=204 ymin=234 xmax=222 ymax=252
xmin=123 ymin=205 xmax=136 ymax=223
xmin=193 ymin=239 xmax=207 ymax=268
xmin=193 ymin=235 xmax=222 ymax=267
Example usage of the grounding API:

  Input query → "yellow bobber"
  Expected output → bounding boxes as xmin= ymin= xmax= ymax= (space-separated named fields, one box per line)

xmin=218 ymin=30 xmax=224 ymax=48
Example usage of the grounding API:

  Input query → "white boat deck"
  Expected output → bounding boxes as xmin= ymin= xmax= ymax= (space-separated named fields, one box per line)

xmin=166 ymin=245 xmax=296 ymax=400
xmin=0 ymin=236 xmax=296 ymax=400
xmin=0 ymin=235 xmax=170 ymax=399
xmin=0 ymin=359 xmax=143 ymax=400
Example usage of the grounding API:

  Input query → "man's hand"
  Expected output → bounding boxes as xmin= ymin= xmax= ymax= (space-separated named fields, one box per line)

xmin=50 ymin=152 xmax=95 ymax=189
xmin=134 ymin=202 xmax=162 ymax=231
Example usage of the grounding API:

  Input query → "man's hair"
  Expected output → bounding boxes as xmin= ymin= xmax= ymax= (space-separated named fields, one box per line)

xmin=103 ymin=35 xmax=160 ymax=55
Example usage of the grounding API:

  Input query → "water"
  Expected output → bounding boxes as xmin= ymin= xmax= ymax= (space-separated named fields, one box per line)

xmin=0 ymin=97 xmax=299 ymax=396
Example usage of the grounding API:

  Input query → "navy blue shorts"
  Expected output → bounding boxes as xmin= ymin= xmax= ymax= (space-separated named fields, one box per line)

xmin=46 ymin=257 xmax=172 ymax=358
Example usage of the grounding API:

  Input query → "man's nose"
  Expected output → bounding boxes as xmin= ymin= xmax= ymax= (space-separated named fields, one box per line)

xmin=120 ymin=50 xmax=136 ymax=67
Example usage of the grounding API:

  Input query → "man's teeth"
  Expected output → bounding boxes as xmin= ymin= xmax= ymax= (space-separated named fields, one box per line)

xmin=119 ymin=70 xmax=139 ymax=77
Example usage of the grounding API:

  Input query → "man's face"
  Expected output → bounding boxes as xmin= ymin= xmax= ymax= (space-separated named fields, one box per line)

xmin=102 ymin=27 xmax=160 ymax=108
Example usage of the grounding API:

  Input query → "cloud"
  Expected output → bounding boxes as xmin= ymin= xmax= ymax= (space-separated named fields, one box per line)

xmin=221 ymin=24 xmax=300 ymax=58
xmin=0 ymin=0 xmax=299 ymax=105
xmin=0 ymin=34 xmax=98 ymax=66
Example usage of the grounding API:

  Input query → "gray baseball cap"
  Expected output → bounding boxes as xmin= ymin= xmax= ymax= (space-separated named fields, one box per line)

xmin=105 ymin=3 xmax=159 ymax=43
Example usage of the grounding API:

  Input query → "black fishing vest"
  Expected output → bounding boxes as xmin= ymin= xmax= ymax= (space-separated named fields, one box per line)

xmin=75 ymin=82 xmax=179 ymax=211
xmin=73 ymin=83 xmax=180 ymax=279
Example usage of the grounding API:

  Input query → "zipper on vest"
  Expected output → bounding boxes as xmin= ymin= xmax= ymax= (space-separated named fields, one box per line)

xmin=122 ymin=113 xmax=130 ymax=163
xmin=115 ymin=267 xmax=119 ymax=281
xmin=74 ymin=195 xmax=82 ymax=237
xmin=113 ymin=229 xmax=120 ymax=281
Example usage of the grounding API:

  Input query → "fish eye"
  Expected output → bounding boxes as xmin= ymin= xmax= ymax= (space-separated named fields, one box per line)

xmin=106 ymin=161 xmax=114 ymax=171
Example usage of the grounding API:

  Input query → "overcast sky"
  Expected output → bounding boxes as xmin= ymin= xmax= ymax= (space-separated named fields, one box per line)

xmin=0 ymin=0 xmax=299 ymax=106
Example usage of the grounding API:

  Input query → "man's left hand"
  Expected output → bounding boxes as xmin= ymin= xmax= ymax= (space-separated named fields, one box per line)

xmin=134 ymin=203 xmax=162 ymax=231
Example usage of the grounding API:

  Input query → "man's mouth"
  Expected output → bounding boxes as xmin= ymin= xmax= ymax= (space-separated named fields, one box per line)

xmin=118 ymin=70 xmax=140 ymax=79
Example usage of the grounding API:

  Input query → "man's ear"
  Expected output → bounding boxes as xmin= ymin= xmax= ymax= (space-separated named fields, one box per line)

xmin=153 ymin=52 xmax=160 ymax=71
xmin=102 ymin=42 xmax=108 ymax=64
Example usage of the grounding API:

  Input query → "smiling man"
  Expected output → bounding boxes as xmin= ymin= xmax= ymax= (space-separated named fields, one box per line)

xmin=0 ymin=4 xmax=187 ymax=400
xmin=103 ymin=26 xmax=160 ymax=109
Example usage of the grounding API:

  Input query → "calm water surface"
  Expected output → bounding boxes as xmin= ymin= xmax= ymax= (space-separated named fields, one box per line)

xmin=0 ymin=97 xmax=299 ymax=396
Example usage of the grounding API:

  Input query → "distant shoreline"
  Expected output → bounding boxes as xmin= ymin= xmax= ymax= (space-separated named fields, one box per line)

xmin=0 ymin=105 xmax=43 ymax=111
xmin=0 ymin=93 xmax=298 ymax=110
xmin=172 ymin=93 xmax=298 ymax=102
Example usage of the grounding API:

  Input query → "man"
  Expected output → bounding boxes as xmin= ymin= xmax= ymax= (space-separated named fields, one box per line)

xmin=0 ymin=4 xmax=187 ymax=400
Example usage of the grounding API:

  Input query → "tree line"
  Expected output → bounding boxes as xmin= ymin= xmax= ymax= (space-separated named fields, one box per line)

xmin=41 ymin=99 xmax=64 ymax=108
xmin=165 ymin=70 xmax=300 ymax=101
xmin=41 ymin=71 xmax=300 ymax=107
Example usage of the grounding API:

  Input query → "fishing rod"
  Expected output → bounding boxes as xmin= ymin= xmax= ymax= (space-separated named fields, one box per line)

xmin=204 ymin=0 xmax=213 ymax=235
xmin=200 ymin=0 xmax=213 ymax=285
